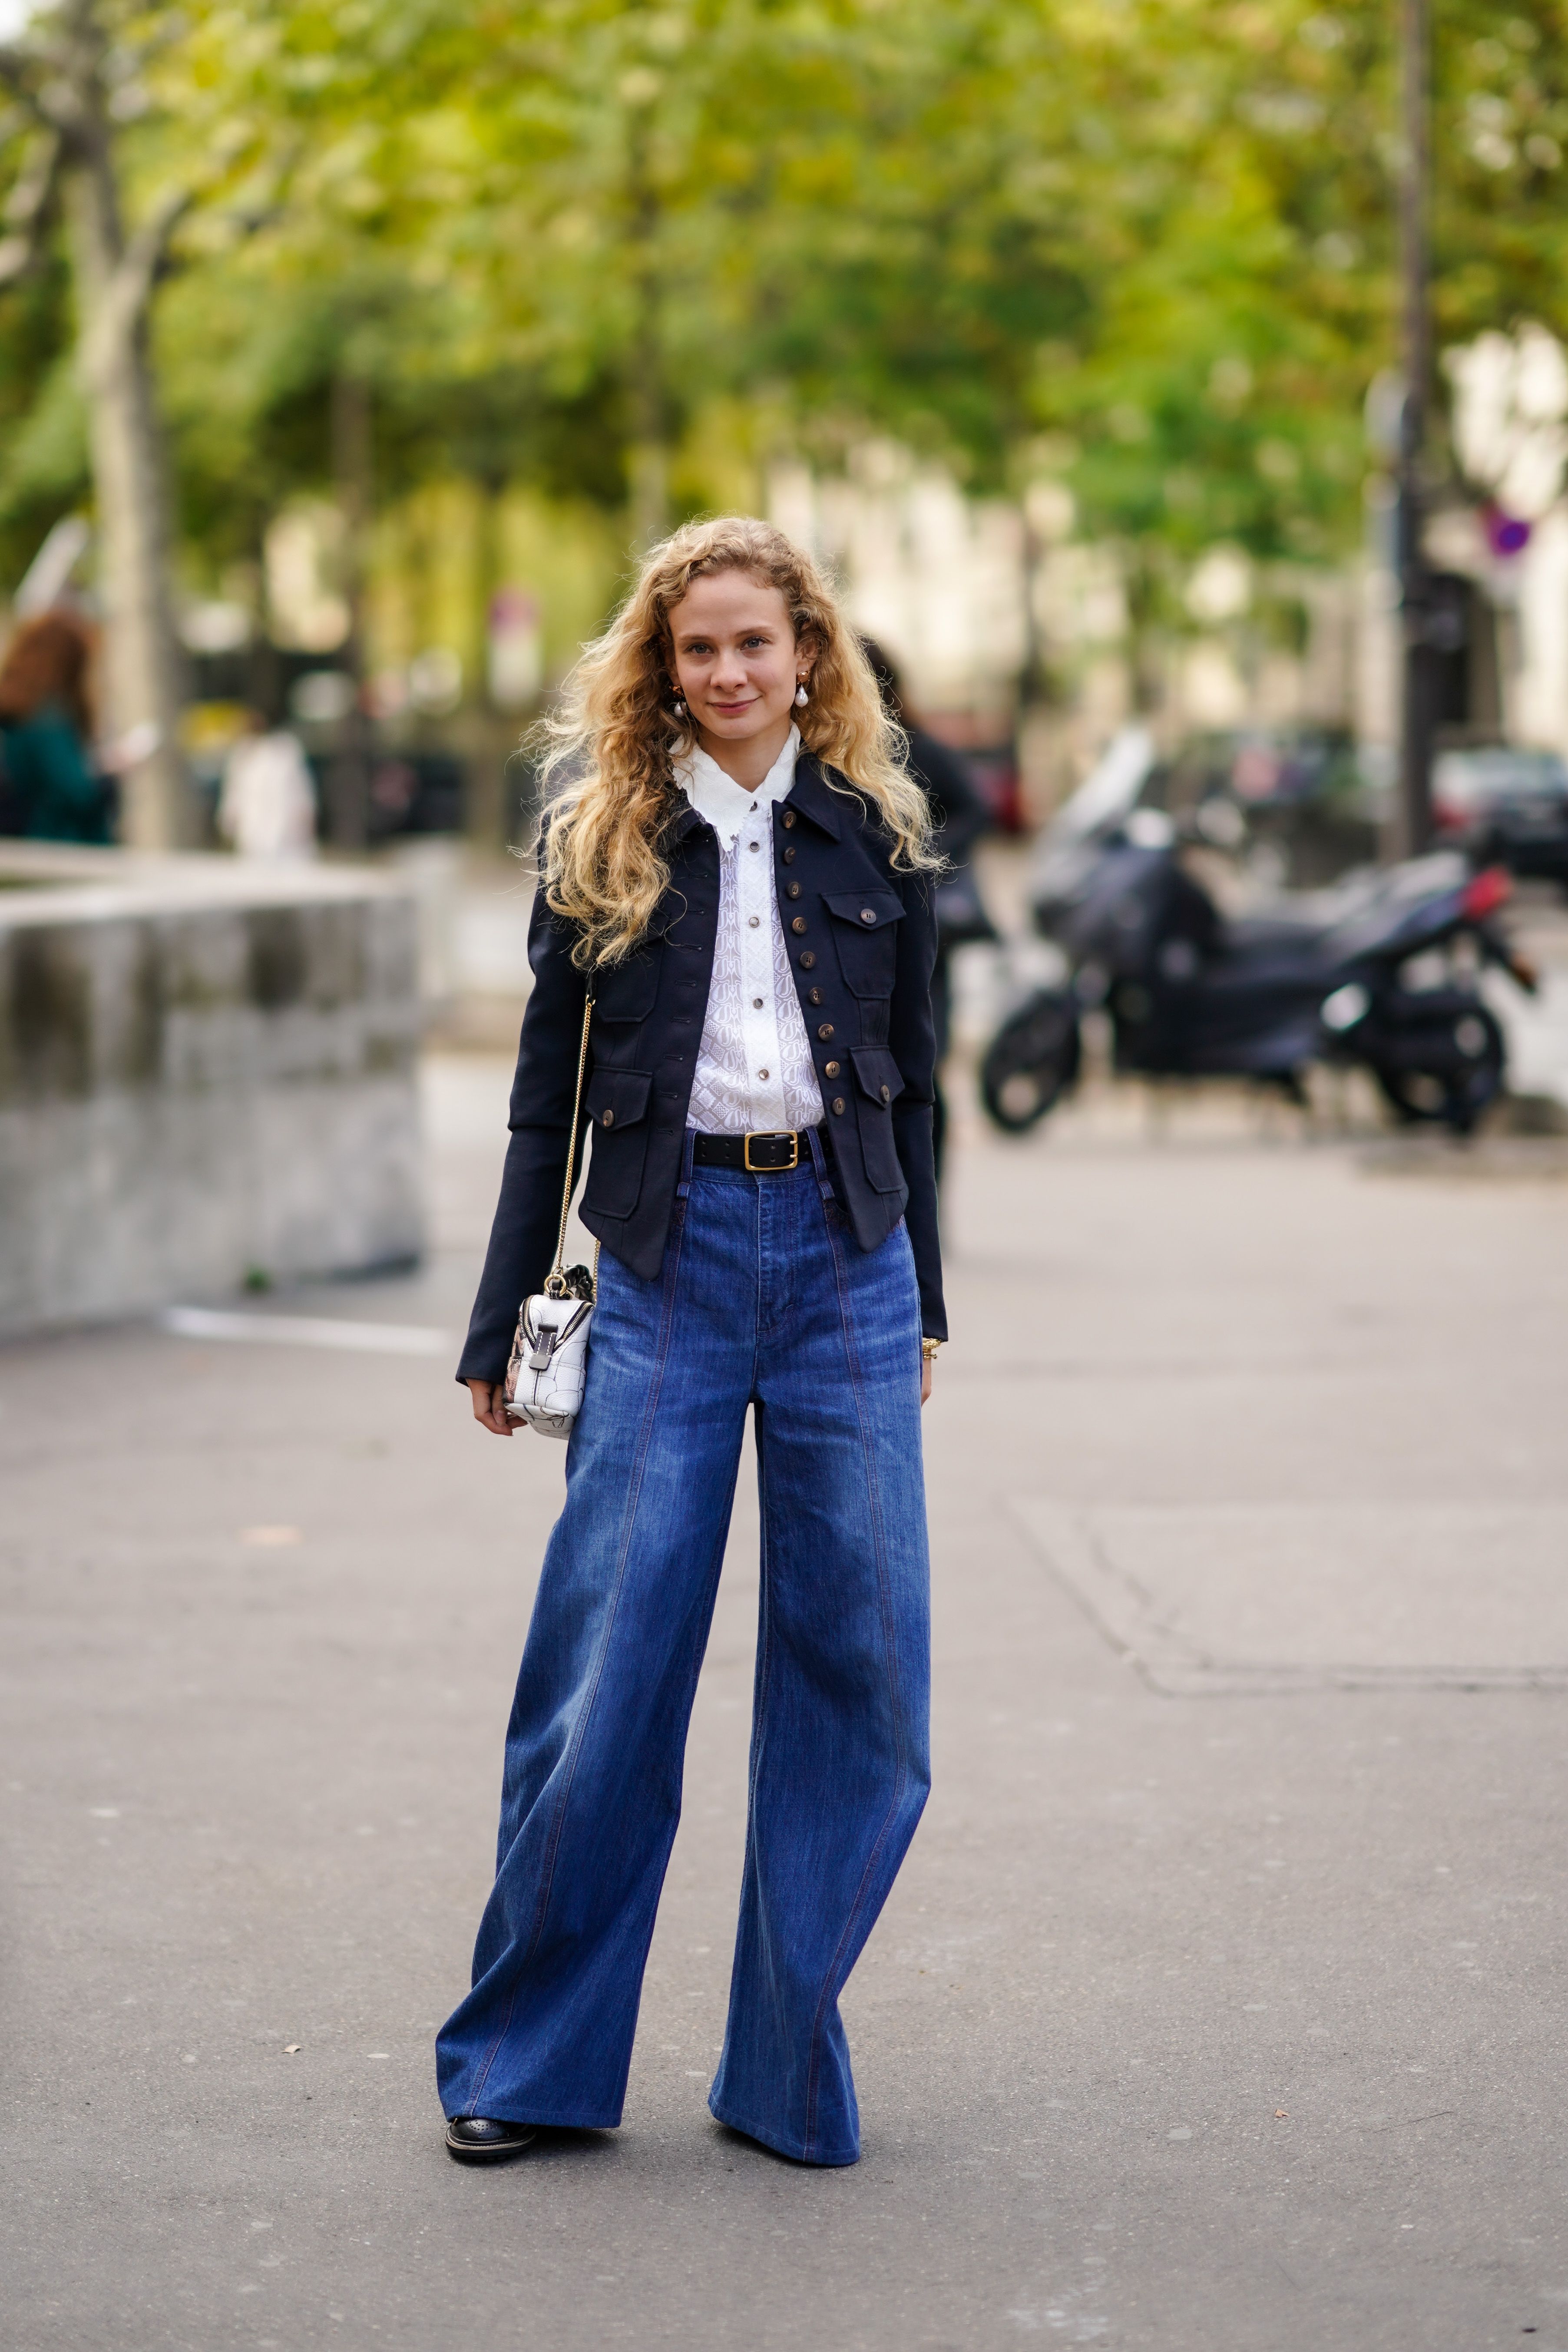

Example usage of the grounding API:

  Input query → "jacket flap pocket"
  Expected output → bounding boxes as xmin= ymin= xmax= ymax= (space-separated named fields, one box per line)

xmin=824 ymin=889 xmax=905 ymax=931
xmin=592 ymin=953 xmax=659 ymax=1021
xmin=584 ymin=1067 xmax=652 ymax=1132
xmin=850 ymin=1046 xmax=906 ymax=1106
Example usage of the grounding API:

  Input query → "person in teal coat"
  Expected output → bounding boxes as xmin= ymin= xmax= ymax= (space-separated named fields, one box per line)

xmin=0 ymin=609 xmax=112 ymax=843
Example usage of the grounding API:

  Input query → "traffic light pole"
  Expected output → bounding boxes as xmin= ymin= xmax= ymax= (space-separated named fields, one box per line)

xmin=1395 ymin=0 xmax=1435 ymax=859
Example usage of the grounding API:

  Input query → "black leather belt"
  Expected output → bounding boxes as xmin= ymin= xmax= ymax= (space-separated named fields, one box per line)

xmin=691 ymin=1128 xmax=821 ymax=1173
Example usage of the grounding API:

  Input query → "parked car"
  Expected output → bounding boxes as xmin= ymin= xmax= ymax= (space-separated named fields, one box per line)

xmin=1144 ymin=726 xmax=1383 ymax=887
xmin=1431 ymin=745 xmax=1568 ymax=893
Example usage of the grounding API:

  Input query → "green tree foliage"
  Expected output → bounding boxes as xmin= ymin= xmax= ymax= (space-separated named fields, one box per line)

xmin=2 ymin=0 xmax=1566 ymax=610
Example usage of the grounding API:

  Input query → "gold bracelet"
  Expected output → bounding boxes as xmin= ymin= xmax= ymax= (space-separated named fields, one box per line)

xmin=921 ymin=1337 xmax=942 ymax=1360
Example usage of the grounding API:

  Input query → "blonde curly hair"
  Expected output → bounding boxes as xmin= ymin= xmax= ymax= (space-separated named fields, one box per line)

xmin=536 ymin=514 xmax=936 ymax=967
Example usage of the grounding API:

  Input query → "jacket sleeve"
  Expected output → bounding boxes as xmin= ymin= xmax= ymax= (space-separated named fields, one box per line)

xmin=888 ymin=867 xmax=947 ymax=1342
xmin=455 ymin=877 xmax=591 ymax=1385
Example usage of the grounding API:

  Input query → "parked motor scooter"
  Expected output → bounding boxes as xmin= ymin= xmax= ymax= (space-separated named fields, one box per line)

xmin=980 ymin=800 xmax=1538 ymax=1137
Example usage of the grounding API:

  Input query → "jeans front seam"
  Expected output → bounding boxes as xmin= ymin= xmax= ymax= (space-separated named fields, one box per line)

xmin=463 ymin=1203 xmax=691 ymax=2119
xmin=799 ymin=1197 xmax=914 ymax=2161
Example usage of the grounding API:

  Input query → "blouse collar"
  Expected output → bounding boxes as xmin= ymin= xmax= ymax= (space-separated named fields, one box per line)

xmin=674 ymin=724 xmax=800 ymax=851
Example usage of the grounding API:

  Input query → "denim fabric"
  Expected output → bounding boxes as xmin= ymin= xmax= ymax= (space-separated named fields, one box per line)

xmin=435 ymin=1135 xmax=931 ymax=2167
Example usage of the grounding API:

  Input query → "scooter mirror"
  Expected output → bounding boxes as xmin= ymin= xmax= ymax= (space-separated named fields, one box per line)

xmin=1124 ymin=808 xmax=1176 ymax=849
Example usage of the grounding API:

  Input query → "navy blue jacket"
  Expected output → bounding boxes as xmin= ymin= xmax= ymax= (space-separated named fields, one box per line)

xmin=456 ymin=754 xmax=946 ymax=1383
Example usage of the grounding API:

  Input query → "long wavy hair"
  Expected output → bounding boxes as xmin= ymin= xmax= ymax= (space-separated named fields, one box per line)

xmin=537 ymin=515 xmax=936 ymax=966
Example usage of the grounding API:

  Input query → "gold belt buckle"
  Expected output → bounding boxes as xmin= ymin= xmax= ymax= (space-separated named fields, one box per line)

xmin=744 ymin=1130 xmax=798 ymax=1172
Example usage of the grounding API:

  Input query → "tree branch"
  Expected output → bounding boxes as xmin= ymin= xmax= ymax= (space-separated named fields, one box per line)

xmin=80 ymin=180 xmax=192 ymax=380
xmin=0 ymin=126 xmax=60 ymax=285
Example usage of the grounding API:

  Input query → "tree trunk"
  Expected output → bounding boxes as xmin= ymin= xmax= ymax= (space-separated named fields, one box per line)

xmin=326 ymin=370 xmax=372 ymax=851
xmin=65 ymin=151 xmax=192 ymax=850
xmin=626 ymin=103 xmax=669 ymax=549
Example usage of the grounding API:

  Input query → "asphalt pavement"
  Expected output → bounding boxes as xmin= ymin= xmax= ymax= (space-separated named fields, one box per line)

xmin=3 ymin=1052 xmax=1568 ymax=2352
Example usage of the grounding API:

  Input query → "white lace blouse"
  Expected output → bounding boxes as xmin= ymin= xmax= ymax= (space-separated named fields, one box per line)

xmin=673 ymin=727 xmax=826 ymax=1136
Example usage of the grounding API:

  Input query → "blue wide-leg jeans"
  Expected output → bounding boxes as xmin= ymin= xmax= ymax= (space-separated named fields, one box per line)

xmin=435 ymin=1141 xmax=931 ymax=2167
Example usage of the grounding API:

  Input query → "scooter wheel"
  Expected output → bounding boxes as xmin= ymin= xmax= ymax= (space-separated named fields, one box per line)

xmin=1371 ymin=1002 xmax=1505 ymax=1135
xmin=979 ymin=992 xmax=1081 ymax=1133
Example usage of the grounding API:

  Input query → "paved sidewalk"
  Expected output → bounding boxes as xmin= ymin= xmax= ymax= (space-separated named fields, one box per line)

xmin=3 ymin=1059 xmax=1567 ymax=2351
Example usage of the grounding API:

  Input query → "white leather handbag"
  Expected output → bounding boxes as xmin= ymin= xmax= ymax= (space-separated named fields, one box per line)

xmin=504 ymin=982 xmax=598 ymax=1439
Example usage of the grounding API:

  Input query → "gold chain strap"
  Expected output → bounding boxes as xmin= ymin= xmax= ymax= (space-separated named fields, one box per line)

xmin=544 ymin=980 xmax=596 ymax=1298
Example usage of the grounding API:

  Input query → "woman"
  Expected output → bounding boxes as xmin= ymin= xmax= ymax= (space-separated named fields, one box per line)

xmin=438 ymin=516 xmax=944 ymax=2170
xmin=0 ymin=610 xmax=111 ymax=844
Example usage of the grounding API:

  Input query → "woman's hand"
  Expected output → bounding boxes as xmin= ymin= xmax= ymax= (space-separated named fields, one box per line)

xmin=467 ymin=1379 xmax=517 ymax=1436
xmin=921 ymin=1355 xmax=933 ymax=1407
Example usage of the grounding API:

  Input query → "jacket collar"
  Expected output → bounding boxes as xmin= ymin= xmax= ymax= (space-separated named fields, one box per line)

xmin=667 ymin=745 xmax=844 ymax=844
xmin=782 ymin=752 xmax=844 ymax=840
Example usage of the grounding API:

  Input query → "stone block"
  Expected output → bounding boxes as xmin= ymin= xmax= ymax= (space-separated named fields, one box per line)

xmin=0 ymin=846 xmax=424 ymax=1335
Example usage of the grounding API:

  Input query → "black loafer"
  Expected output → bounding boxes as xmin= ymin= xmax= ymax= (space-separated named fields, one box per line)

xmin=445 ymin=2116 xmax=539 ymax=2163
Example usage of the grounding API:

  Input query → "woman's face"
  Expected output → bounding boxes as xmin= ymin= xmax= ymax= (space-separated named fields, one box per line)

xmin=667 ymin=571 xmax=810 ymax=757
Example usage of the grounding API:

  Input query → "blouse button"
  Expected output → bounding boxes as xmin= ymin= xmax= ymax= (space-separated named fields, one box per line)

xmin=791 ymin=917 xmax=807 ymax=935
xmin=748 ymin=915 xmax=761 ymax=929
xmin=752 ymin=996 xmax=763 ymax=1009
xmin=748 ymin=841 xmax=760 ymax=852
xmin=758 ymin=1068 xmax=769 ymax=1080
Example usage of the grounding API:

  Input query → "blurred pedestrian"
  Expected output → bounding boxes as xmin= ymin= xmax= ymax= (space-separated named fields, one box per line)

xmin=860 ymin=638 xmax=995 ymax=1184
xmin=439 ymin=516 xmax=944 ymax=2170
xmin=217 ymin=710 xmax=318 ymax=860
xmin=0 ymin=610 xmax=112 ymax=844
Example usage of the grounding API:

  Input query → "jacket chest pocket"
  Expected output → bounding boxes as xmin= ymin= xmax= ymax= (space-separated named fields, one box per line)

xmin=582 ymin=1067 xmax=653 ymax=1218
xmin=824 ymin=889 xmax=903 ymax=999
xmin=590 ymin=950 xmax=659 ymax=1028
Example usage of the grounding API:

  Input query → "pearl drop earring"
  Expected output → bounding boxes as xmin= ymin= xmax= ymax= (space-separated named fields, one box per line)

xmin=794 ymin=681 xmax=809 ymax=707
xmin=672 ymin=696 xmax=686 ymax=719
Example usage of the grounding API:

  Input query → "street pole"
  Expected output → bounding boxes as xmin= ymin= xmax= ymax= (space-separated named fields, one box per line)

xmin=1395 ymin=0 xmax=1434 ymax=859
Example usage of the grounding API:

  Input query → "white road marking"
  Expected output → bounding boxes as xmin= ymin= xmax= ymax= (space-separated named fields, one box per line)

xmin=161 ymin=1307 xmax=450 ymax=1357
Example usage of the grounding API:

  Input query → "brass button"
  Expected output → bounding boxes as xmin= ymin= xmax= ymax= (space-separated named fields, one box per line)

xmin=787 ymin=881 xmax=801 ymax=899
xmin=860 ymin=907 xmax=876 ymax=924
xmin=782 ymin=810 xmax=796 ymax=828
xmin=807 ymin=987 xmax=822 ymax=1004
xmin=824 ymin=1059 xmax=840 ymax=1077
xmin=791 ymin=916 xmax=807 ymax=934
xmin=880 ymin=1083 xmax=890 ymax=1101
xmin=831 ymin=1096 xmax=846 ymax=1115
xmin=601 ymin=1108 xmax=615 ymax=1128
xmin=783 ymin=847 xmax=796 ymax=863
xmin=817 ymin=1023 xmax=834 ymax=1039
xmin=799 ymin=951 xmax=815 ymax=969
